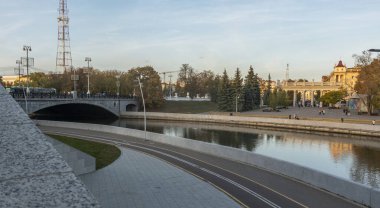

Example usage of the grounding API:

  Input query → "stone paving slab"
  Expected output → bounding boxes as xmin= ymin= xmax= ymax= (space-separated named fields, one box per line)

xmin=80 ymin=147 xmax=240 ymax=208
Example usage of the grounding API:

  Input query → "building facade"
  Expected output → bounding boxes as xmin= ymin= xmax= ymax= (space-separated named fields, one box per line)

xmin=281 ymin=60 xmax=361 ymax=107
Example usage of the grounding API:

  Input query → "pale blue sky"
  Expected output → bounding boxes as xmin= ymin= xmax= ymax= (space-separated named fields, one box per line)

xmin=0 ymin=0 xmax=379 ymax=80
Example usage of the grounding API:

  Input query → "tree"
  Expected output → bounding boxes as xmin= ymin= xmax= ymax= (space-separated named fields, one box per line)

xmin=218 ymin=70 xmax=232 ymax=111
xmin=242 ymin=65 xmax=260 ymax=111
xmin=209 ymin=75 xmax=220 ymax=103
xmin=320 ymin=91 xmax=345 ymax=106
xmin=127 ymin=66 xmax=164 ymax=109
xmin=353 ymin=51 xmax=372 ymax=67
xmin=263 ymin=74 xmax=272 ymax=105
xmin=177 ymin=64 xmax=197 ymax=98
xmin=197 ymin=70 xmax=214 ymax=98
xmin=269 ymin=88 xmax=288 ymax=108
xmin=355 ymin=59 xmax=380 ymax=114
xmin=232 ymin=68 xmax=243 ymax=111
xmin=268 ymin=88 xmax=278 ymax=109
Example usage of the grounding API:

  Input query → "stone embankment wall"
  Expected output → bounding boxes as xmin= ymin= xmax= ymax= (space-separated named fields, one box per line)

xmin=122 ymin=112 xmax=380 ymax=137
xmin=0 ymin=85 xmax=99 ymax=207
xmin=36 ymin=120 xmax=380 ymax=208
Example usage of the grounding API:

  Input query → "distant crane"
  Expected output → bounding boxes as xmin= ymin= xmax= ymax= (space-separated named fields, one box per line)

xmin=159 ymin=70 xmax=180 ymax=97
xmin=159 ymin=70 xmax=180 ymax=84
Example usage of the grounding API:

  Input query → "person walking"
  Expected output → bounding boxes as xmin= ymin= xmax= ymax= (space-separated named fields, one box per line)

xmin=372 ymin=120 xmax=376 ymax=125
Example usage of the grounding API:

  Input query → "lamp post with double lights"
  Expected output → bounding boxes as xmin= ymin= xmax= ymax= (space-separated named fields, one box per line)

xmin=22 ymin=45 xmax=32 ymax=94
xmin=85 ymin=57 xmax=92 ymax=97
xmin=14 ymin=60 xmax=23 ymax=87
xmin=368 ymin=49 xmax=380 ymax=53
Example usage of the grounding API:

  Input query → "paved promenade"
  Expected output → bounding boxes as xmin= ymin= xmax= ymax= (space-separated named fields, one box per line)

xmin=243 ymin=107 xmax=380 ymax=123
xmin=80 ymin=147 xmax=240 ymax=208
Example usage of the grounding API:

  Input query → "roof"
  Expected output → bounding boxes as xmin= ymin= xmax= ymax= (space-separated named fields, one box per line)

xmin=336 ymin=60 xmax=345 ymax=67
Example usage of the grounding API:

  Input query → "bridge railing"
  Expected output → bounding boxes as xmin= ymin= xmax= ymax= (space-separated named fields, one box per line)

xmin=11 ymin=93 xmax=137 ymax=100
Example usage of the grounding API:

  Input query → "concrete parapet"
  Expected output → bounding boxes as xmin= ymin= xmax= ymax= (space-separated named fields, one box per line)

xmin=36 ymin=120 xmax=380 ymax=208
xmin=0 ymin=85 xmax=99 ymax=207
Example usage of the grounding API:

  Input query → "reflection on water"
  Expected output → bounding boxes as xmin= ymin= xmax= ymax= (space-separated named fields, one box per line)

xmin=110 ymin=118 xmax=380 ymax=189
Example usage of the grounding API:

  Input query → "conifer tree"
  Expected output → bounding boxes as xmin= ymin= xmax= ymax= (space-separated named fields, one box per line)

xmin=232 ymin=68 xmax=243 ymax=112
xmin=218 ymin=70 xmax=232 ymax=111
xmin=263 ymin=73 xmax=271 ymax=105
xmin=252 ymin=71 xmax=261 ymax=107
xmin=242 ymin=65 xmax=261 ymax=111
xmin=242 ymin=66 xmax=254 ymax=111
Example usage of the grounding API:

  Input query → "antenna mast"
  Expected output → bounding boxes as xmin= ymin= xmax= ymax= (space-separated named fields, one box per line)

xmin=285 ymin=63 xmax=289 ymax=80
xmin=56 ymin=0 xmax=72 ymax=72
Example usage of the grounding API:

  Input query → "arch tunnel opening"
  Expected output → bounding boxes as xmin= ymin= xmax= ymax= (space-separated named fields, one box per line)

xmin=31 ymin=103 xmax=118 ymax=121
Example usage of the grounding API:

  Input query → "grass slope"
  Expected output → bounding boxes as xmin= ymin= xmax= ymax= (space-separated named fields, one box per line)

xmin=48 ymin=134 xmax=121 ymax=170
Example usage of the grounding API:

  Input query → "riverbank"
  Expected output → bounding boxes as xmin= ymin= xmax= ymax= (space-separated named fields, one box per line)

xmin=121 ymin=112 xmax=380 ymax=138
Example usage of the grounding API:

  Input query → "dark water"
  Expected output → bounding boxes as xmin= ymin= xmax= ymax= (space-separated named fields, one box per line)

xmin=39 ymin=116 xmax=380 ymax=189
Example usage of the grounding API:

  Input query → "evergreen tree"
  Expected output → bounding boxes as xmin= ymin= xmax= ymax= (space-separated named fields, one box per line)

xmin=263 ymin=73 xmax=271 ymax=105
xmin=252 ymin=72 xmax=261 ymax=107
xmin=232 ymin=68 xmax=243 ymax=112
xmin=218 ymin=70 xmax=232 ymax=111
xmin=209 ymin=75 xmax=220 ymax=103
xmin=242 ymin=65 xmax=261 ymax=111
xmin=242 ymin=66 xmax=254 ymax=111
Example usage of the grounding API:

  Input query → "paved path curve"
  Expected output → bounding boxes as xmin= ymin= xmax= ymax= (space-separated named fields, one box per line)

xmin=40 ymin=126 xmax=365 ymax=208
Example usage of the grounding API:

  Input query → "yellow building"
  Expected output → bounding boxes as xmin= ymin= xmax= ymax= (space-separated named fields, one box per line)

xmin=1 ymin=75 xmax=27 ymax=87
xmin=324 ymin=60 xmax=361 ymax=94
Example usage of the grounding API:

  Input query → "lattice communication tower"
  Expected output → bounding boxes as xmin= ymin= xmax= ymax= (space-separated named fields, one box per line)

xmin=56 ymin=0 xmax=72 ymax=72
xmin=286 ymin=63 xmax=289 ymax=81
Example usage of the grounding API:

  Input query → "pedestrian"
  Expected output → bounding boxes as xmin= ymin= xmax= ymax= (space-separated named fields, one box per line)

xmin=288 ymin=115 xmax=292 ymax=119
xmin=322 ymin=110 xmax=325 ymax=115
xmin=341 ymin=118 xmax=344 ymax=123
xmin=372 ymin=120 xmax=376 ymax=125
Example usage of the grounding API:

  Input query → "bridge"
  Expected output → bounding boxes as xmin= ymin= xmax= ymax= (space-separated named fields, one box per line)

xmin=14 ymin=97 xmax=139 ymax=118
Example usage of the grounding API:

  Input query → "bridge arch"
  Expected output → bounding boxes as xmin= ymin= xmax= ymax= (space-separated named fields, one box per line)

xmin=126 ymin=104 xmax=138 ymax=112
xmin=33 ymin=102 xmax=119 ymax=118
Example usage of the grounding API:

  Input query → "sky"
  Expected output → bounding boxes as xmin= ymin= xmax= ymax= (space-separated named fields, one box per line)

xmin=0 ymin=0 xmax=380 ymax=81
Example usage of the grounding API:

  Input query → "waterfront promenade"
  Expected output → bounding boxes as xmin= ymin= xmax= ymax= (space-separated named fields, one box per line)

xmin=80 ymin=147 xmax=240 ymax=208
xmin=242 ymin=107 xmax=380 ymax=124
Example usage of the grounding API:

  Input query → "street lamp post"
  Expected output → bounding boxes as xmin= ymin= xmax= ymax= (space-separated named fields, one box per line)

xmin=14 ymin=60 xmax=23 ymax=87
xmin=115 ymin=75 xmax=121 ymax=98
xmin=85 ymin=57 xmax=91 ymax=97
xmin=137 ymin=76 xmax=147 ymax=141
xmin=23 ymin=45 xmax=31 ymax=94
xmin=368 ymin=49 xmax=380 ymax=52
xmin=235 ymin=94 xmax=240 ymax=113
xmin=70 ymin=66 xmax=79 ymax=99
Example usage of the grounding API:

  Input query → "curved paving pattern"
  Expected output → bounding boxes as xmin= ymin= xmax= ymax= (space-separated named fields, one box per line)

xmin=80 ymin=147 xmax=240 ymax=208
